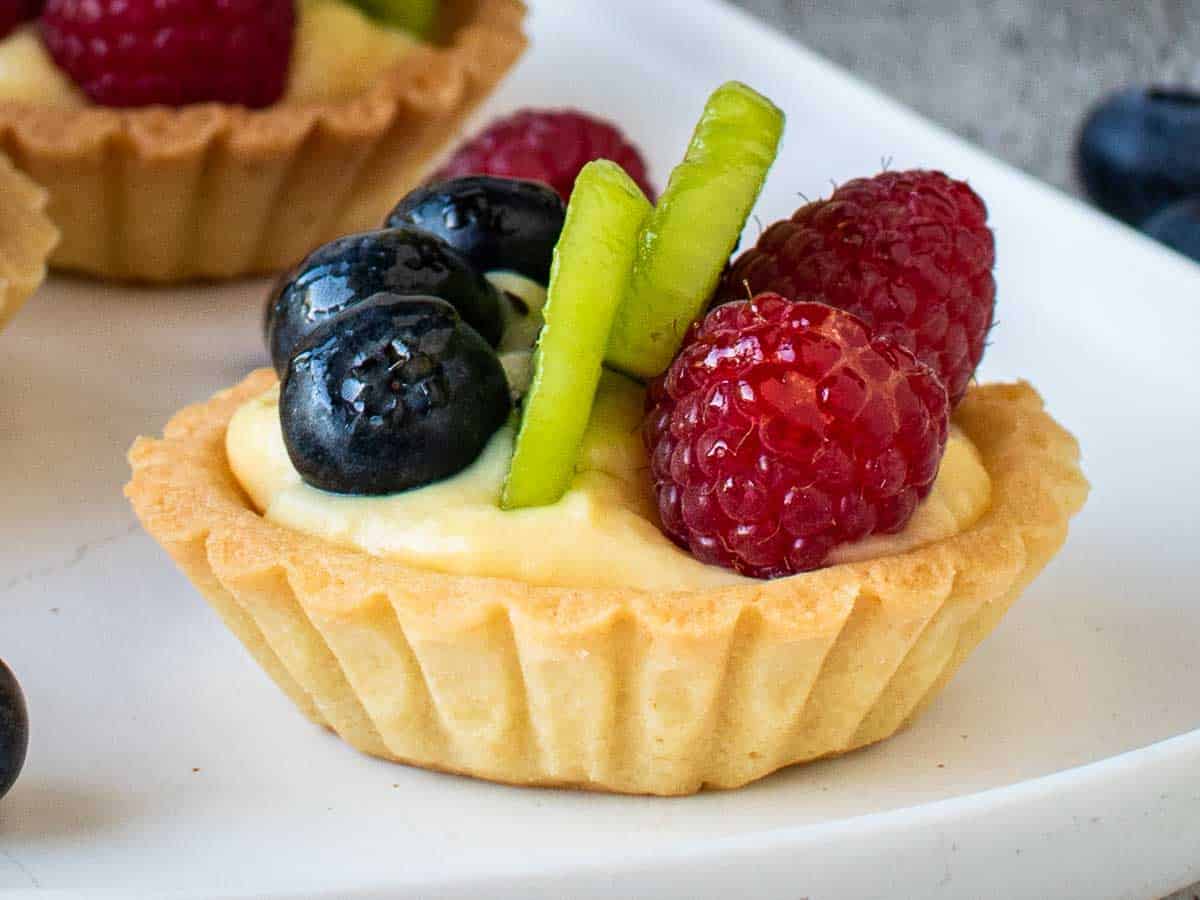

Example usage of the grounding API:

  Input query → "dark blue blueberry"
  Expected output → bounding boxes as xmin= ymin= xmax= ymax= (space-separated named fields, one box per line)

xmin=1078 ymin=86 xmax=1200 ymax=226
xmin=281 ymin=294 xmax=511 ymax=495
xmin=386 ymin=177 xmax=565 ymax=284
xmin=265 ymin=228 xmax=504 ymax=375
xmin=1142 ymin=196 xmax=1200 ymax=264
xmin=0 ymin=659 xmax=28 ymax=801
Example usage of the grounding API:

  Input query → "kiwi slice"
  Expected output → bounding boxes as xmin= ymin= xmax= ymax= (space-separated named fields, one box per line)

xmin=606 ymin=82 xmax=785 ymax=380
xmin=502 ymin=161 xmax=652 ymax=510
xmin=348 ymin=0 xmax=438 ymax=37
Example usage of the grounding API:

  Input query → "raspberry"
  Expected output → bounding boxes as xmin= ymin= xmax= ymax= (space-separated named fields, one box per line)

xmin=434 ymin=109 xmax=656 ymax=203
xmin=0 ymin=0 xmax=40 ymax=38
xmin=645 ymin=294 xmax=949 ymax=578
xmin=718 ymin=170 xmax=995 ymax=407
xmin=40 ymin=0 xmax=296 ymax=109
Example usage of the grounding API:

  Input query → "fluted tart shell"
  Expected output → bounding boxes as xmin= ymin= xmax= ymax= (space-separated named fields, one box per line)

xmin=126 ymin=370 xmax=1088 ymax=795
xmin=0 ymin=0 xmax=526 ymax=282
xmin=0 ymin=151 xmax=57 ymax=331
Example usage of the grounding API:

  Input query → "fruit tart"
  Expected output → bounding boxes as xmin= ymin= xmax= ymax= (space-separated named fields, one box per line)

xmin=0 ymin=0 xmax=525 ymax=282
xmin=0 ymin=149 xmax=57 ymax=332
xmin=127 ymin=84 xmax=1089 ymax=795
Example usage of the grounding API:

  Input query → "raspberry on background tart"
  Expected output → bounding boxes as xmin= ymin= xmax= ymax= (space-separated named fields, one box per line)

xmin=0 ymin=149 xmax=57 ymax=331
xmin=432 ymin=108 xmax=658 ymax=202
xmin=0 ymin=0 xmax=526 ymax=282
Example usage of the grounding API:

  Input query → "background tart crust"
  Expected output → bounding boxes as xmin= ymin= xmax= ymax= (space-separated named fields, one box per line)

xmin=0 ymin=0 xmax=526 ymax=282
xmin=0 ymin=151 xmax=58 ymax=331
xmin=126 ymin=371 xmax=1089 ymax=795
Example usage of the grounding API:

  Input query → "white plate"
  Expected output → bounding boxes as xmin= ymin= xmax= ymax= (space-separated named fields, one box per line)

xmin=2 ymin=1 xmax=1199 ymax=897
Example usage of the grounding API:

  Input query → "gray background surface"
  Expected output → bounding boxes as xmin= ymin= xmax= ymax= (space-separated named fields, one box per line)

xmin=726 ymin=2 xmax=1200 ymax=898
xmin=729 ymin=0 xmax=1200 ymax=198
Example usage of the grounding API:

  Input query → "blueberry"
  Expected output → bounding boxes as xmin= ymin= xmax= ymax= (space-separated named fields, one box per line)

xmin=1142 ymin=196 xmax=1200 ymax=264
xmin=281 ymin=294 xmax=511 ymax=495
xmin=1078 ymin=86 xmax=1200 ymax=226
xmin=386 ymin=177 xmax=565 ymax=285
xmin=265 ymin=228 xmax=504 ymax=375
xmin=0 ymin=659 xmax=28 ymax=801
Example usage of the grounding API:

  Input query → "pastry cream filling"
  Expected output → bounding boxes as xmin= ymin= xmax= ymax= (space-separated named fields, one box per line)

xmin=227 ymin=372 xmax=992 ymax=592
xmin=0 ymin=1 xmax=418 ymax=108
xmin=0 ymin=28 xmax=82 ymax=107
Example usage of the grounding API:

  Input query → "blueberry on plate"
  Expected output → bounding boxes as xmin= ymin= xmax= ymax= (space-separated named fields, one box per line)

xmin=386 ymin=176 xmax=566 ymax=285
xmin=281 ymin=293 xmax=511 ymax=495
xmin=0 ymin=659 xmax=28 ymax=801
xmin=1142 ymin=196 xmax=1200 ymax=264
xmin=1078 ymin=86 xmax=1200 ymax=226
xmin=265 ymin=228 xmax=504 ymax=375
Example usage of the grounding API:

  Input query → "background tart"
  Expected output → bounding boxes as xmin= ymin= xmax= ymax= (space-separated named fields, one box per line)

xmin=0 ymin=0 xmax=526 ymax=283
xmin=0 ymin=151 xmax=57 ymax=331
xmin=126 ymin=372 xmax=1088 ymax=795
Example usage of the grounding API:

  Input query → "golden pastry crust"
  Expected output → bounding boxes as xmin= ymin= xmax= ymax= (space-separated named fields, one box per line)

xmin=0 ymin=152 xmax=57 ymax=331
xmin=126 ymin=371 xmax=1088 ymax=795
xmin=0 ymin=0 xmax=526 ymax=282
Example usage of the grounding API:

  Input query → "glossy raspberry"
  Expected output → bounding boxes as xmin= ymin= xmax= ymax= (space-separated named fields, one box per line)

xmin=645 ymin=294 xmax=950 ymax=579
xmin=718 ymin=170 xmax=995 ymax=407
xmin=40 ymin=0 xmax=296 ymax=109
xmin=0 ymin=0 xmax=39 ymax=38
xmin=434 ymin=109 xmax=656 ymax=203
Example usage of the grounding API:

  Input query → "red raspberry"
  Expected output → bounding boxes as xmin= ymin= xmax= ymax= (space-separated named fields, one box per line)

xmin=0 ymin=0 xmax=40 ymax=38
xmin=645 ymin=294 xmax=950 ymax=579
xmin=40 ymin=0 xmax=296 ymax=109
xmin=434 ymin=109 xmax=656 ymax=203
xmin=718 ymin=170 xmax=995 ymax=407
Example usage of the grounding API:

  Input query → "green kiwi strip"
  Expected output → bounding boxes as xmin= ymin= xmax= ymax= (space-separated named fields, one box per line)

xmin=351 ymin=0 xmax=438 ymax=36
xmin=502 ymin=160 xmax=652 ymax=510
xmin=606 ymin=81 xmax=784 ymax=380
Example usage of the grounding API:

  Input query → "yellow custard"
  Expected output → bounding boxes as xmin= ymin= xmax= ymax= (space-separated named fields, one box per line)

xmin=0 ymin=1 xmax=417 ymax=109
xmin=0 ymin=28 xmax=83 ymax=106
xmin=285 ymin=0 xmax=418 ymax=103
xmin=227 ymin=373 xmax=992 ymax=591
